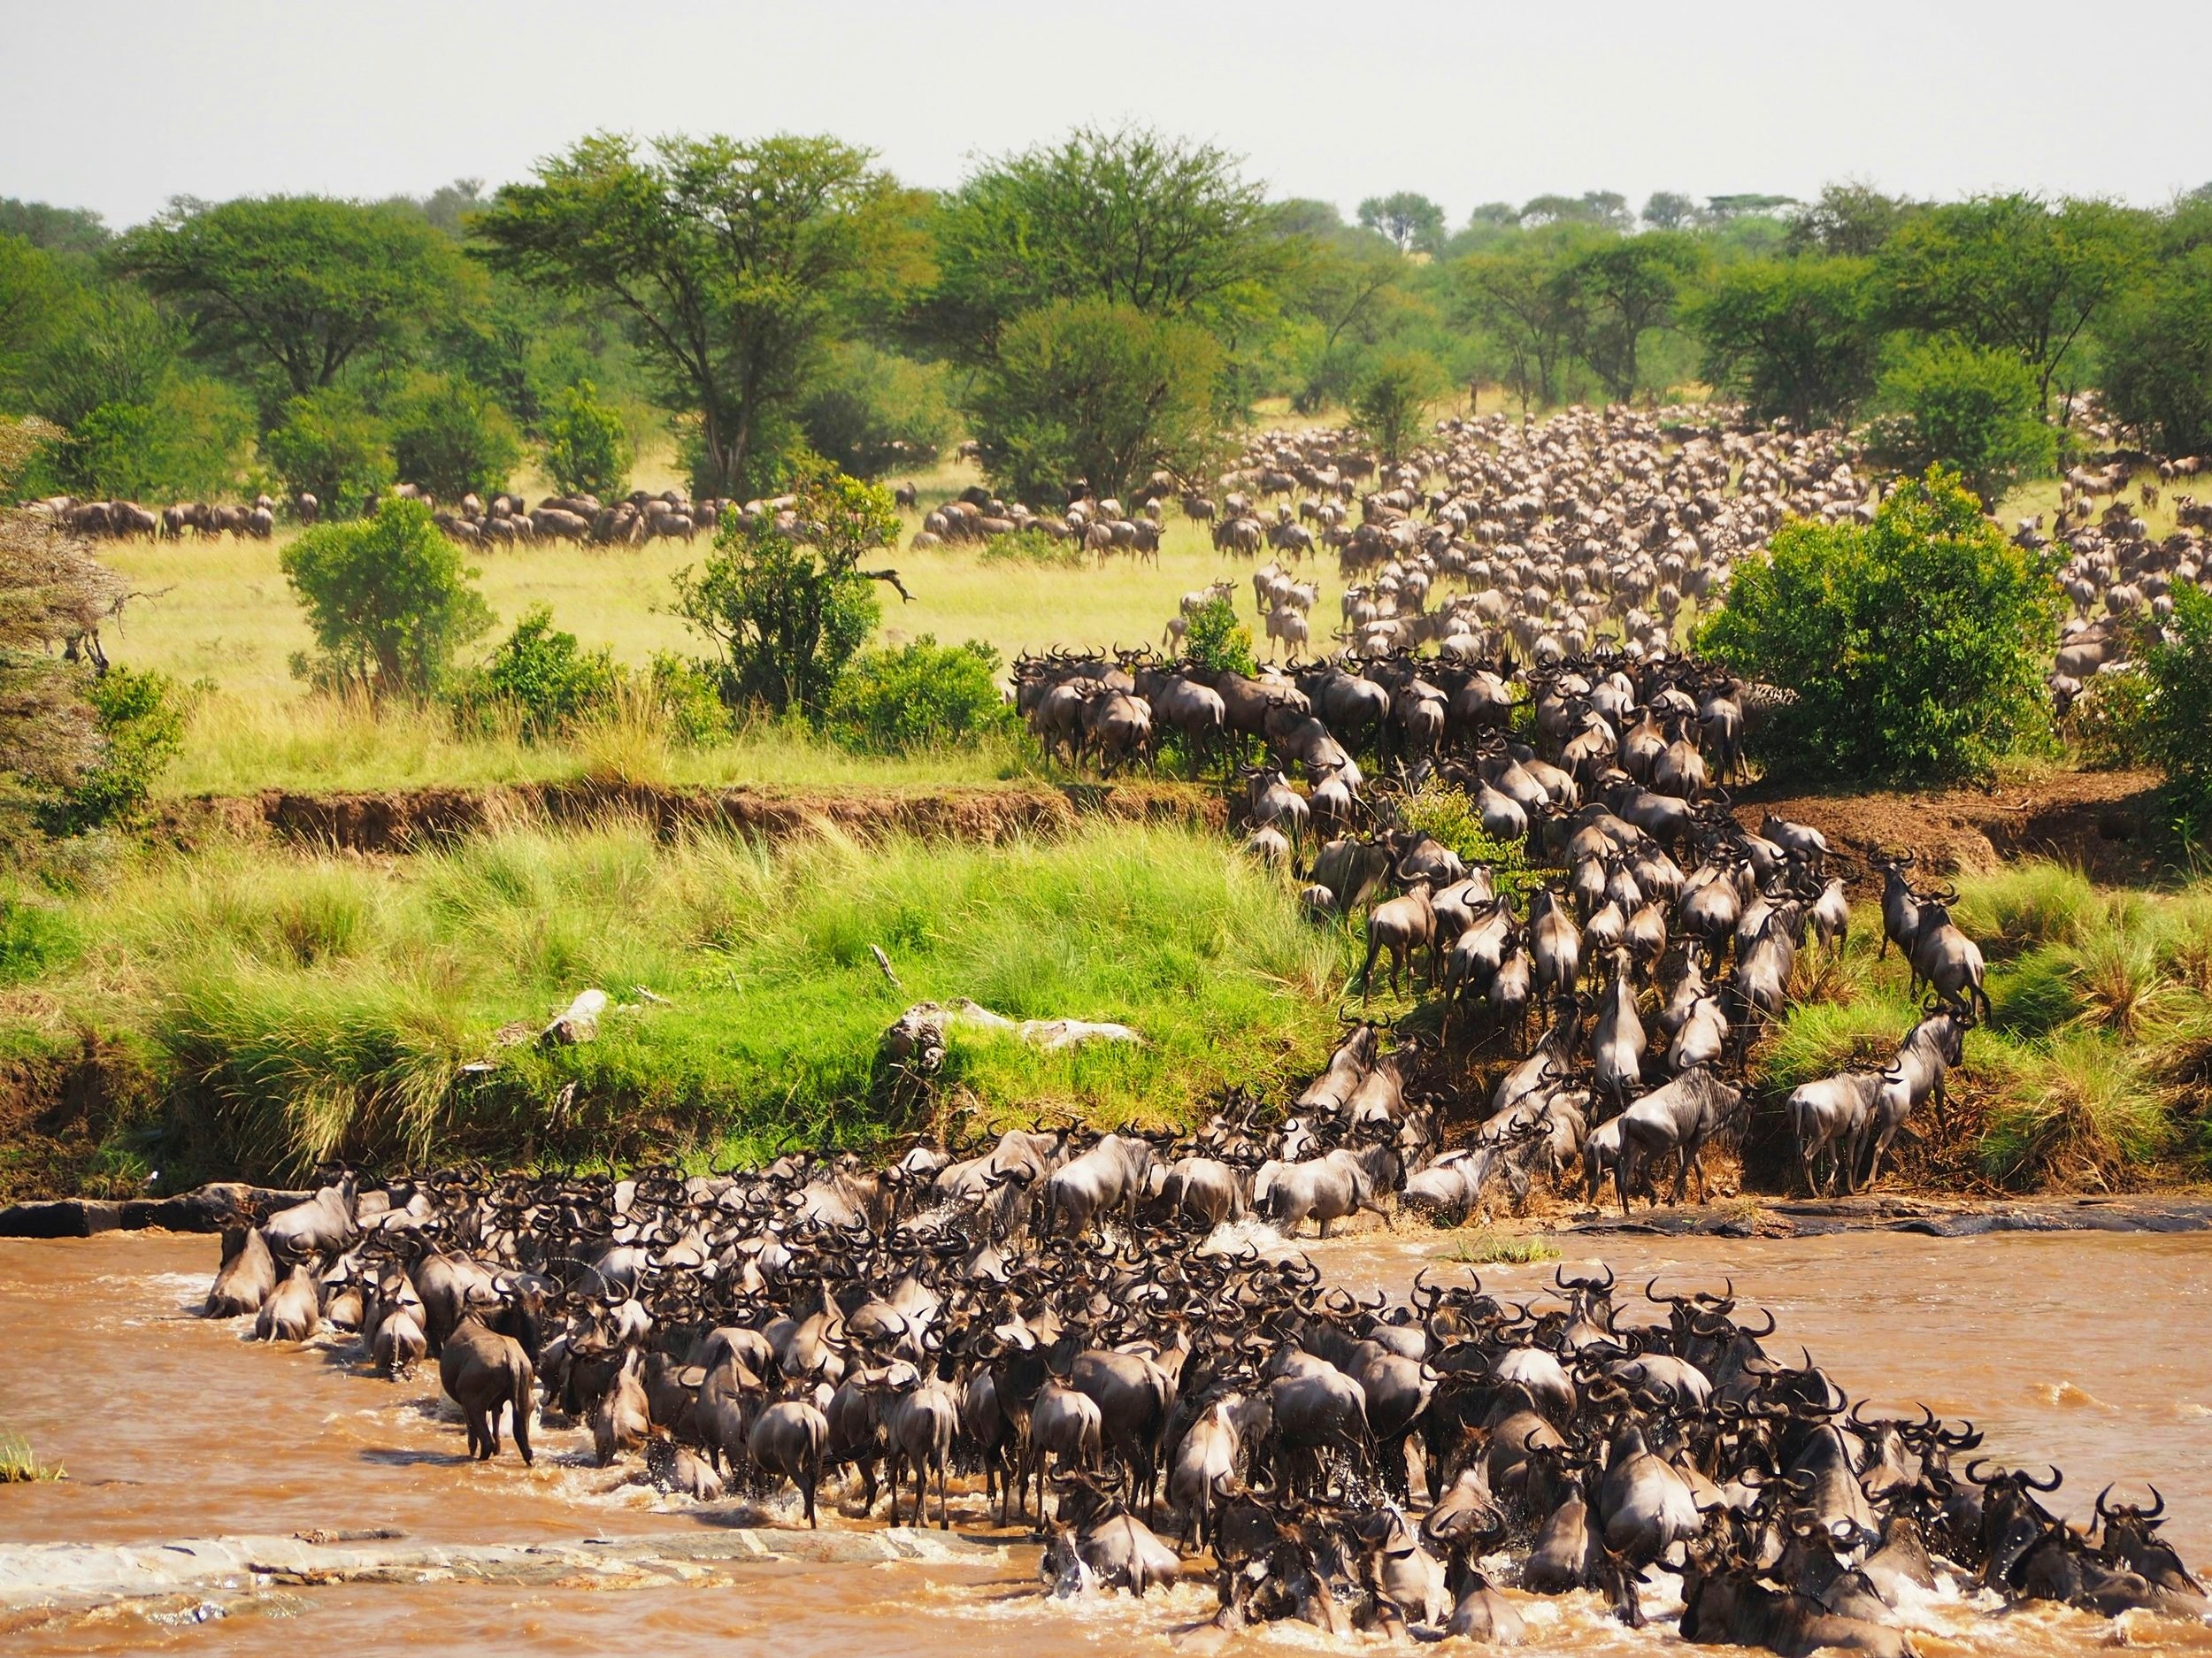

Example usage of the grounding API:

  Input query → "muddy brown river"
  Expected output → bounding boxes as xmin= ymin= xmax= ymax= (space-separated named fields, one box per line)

xmin=4 ymin=1227 xmax=2209 ymax=1654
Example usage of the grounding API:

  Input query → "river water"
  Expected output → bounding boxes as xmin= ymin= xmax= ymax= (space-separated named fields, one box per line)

xmin=3 ymin=1227 xmax=2209 ymax=1654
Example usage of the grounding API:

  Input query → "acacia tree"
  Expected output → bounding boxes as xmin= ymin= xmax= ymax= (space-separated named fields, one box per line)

xmin=1876 ymin=194 xmax=2146 ymax=411
xmin=112 ymin=196 xmax=471 ymax=397
xmin=1356 ymin=192 xmax=1446 ymax=255
xmin=1455 ymin=236 xmax=1578 ymax=415
xmin=1555 ymin=232 xmax=1703 ymax=403
xmin=473 ymin=133 xmax=926 ymax=498
xmin=1689 ymin=257 xmax=1880 ymax=428
xmin=1351 ymin=350 xmax=1443 ymax=464
xmin=926 ymin=125 xmax=1270 ymax=363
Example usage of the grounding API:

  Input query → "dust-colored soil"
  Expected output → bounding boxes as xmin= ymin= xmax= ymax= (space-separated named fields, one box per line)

xmin=1733 ymin=768 xmax=2167 ymax=895
xmin=159 ymin=779 xmax=1225 ymax=856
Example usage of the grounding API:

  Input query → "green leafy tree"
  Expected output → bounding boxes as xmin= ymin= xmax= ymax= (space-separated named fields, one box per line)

xmin=1181 ymin=596 xmax=1256 ymax=678
xmin=2100 ymin=247 xmax=2212 ymax=457
xmin=798 ymin=342 xmax=953 ymax=479
xmin=824 ymin=634 xmax=1012 ymax=754
xmin=388 ymin=372 xmax=522 ymax=499
xmin=0 ymin=199 xmax=111 ymax=259
xmin=541 ymin=379 xmax=633 ymax=498
xmin=1357 ymin=192 xmax=1447 ymax=255
xmin=0 ymin=479 xmax=122 ymax=836
xmin=262 ymin=388 xmax=394 ymax=517
xmin=1875 ymin=194 xmax=2147 ymax=410
xmin=1351 ymin=350 xmax=1443 ymax=464
xmin=926 ymin=125 xmax=1270 ymax=362
xmin=1555 ymin=231 xmax=1703 ymax=402
xmin=1641 ymin=192 xmax=1700 ymax=231
xmin=280 ymin=498 xmax=493 ymax=695
xmin=0 ymin=235 xmax=74 ymax=403
xmin=1688 ymin=257 xmax=1880 ymax=428
xmin=473 ymin=132 xmax=926 ymax=498
xmin=2140 ymin=583 xmax=2212 ymax=841
xmin=1785 ymin=181 xmax=1917 ymax=257
xmin=1278 ymin=237 xmax=1409 ymax=411
xmin=671 ymin=457 xmax=905 ymax=717
xmin=966 ymin=298 xmax=1223 ymax=504
xmin=1869 ymin=337 xmax=2055 ymax=508
xmin=46 ymin=382 xmax=253 ymax=502
xmin=1455 ymin=236 xmax=1578 ymax=414
xmin=113 ymin=196 xmax=471 ymax=397
xmin=1697 ymin=466 xmax=2061 ymax=783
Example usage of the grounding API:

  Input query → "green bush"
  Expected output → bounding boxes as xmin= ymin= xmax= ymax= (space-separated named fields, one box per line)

xmin=670 ymin=457 xmax=901 ymax=718
xmin=2101 ymin=248 xmax=2212 ymax=458
xmin=978 ymin=527 xmax=1087 ymax=569
xmin=280 ymin=499 xmax=494 ymax=695
xmin=541 ymin=379 xmax=633 ymax=499
xmin=2063 ymin=666 xmax=2157 ymax=769
xmin=1400 ymin=781 xmax=1540 ymax=902
xmin=0 ymin=894 xmax=80 ymax=986
xmin=40 ymin=666 xmax=186 ymax=835
xmin=2141 ymin=582 xmax=2212 ymax=844
xmin=1697 ymin=466 xmax=2062 ymax=783
xmin=263 ymin=388 xmax=394 ymax=518
xmin=645 ymin=652 xmax=732 ymax=747
xmin=1350 ymin=350 xmax=1444 ymax=465
xmin=799 ymin=343 xmax=954 ymax=480
xmin=1867 ymin=337 xmax=2055 ymax=507
xmin=824 ymin=635 xmax=1013 ymax=755
xmin=467 ymin=605 xmax=620 ymax=739
xmin=1182 ymin=596 xmax=1256 ymax=678
xmin=388 ymin=372 xmax=522 ymax=500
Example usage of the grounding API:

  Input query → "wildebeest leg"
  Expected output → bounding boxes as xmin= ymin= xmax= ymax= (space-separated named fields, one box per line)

xmin=801 ymin=1465 xmax=819 ymax=1528
xmin=1359 ymin=939 xmax=1382 ymax=1001
xmin=939 ymin=1451 xmax=950 ymax=1530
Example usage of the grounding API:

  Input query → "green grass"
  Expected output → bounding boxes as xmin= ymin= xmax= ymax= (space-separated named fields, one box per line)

xmin=1438 ymin=1230 xmax=1562 ymax=1263
xmin=0 ymin=1432 xmax=65 ymax=1483
xmin=7 ymin=817 xmax=1349 ymax=1183
xmin=1763 ymin=860 xmax=2212 ymax=1189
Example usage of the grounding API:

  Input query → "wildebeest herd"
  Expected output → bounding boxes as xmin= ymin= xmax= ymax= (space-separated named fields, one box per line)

xmin=205 ymin=1132 xmax=2205 ymax=1650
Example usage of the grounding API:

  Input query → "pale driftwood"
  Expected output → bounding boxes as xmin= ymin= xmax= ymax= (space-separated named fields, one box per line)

xmin=542 ymin=988 xmax=608 ymax=1045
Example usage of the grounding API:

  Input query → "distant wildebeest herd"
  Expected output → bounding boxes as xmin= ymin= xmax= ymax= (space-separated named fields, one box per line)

xmin=204 ymin=1125 xmax=2206 ymax=1648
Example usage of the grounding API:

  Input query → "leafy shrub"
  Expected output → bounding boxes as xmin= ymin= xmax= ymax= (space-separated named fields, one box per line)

xmin=670 ymin=457 xmax=902 ymax=718
xmin=467 ymin=605 xmax=619 ymax=739
xmin=1696 ymin=466 xmax=2062 ymax=783
xmin=263 ymin=388 xmax=394 ymax=518
xmin=388 ymin=372 xmax=522 ymax=500
xmin=825 ymin=635 xmax=1012 ymax=755
xmin=646 ymin=653 xmax=731 ymax=747
xmin=281 ymin=499 xmax=494 ymax=695
xmin=541 ymin=379 xmax=633 ymax=499
xmin=42 ymin=666 xmax=186 ymax=835
xmin=1350 ymin=349 xmax=1444 ymax=464
xmin=2063 ymin=666 xmax=2156 ymax=768
xmin=2100 ymin=246 xmax=2212 ymax=458
xmin=1866 ymin=337 xmax=2055 ymax=507
xmin=1182 ymin=597 xmax=1256 ymax=678
xmin=799 ymin=342 xmax=954 ymax=480
xmin=1400 ymin=781 xmax=1540 ymax=902
xmin=2140 ymin=583 xmax=2212 ymax=845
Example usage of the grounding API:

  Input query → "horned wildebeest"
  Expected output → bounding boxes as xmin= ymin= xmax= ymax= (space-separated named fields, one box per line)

xmin=1040 ymin=1132 xmax=1156 ymax=1237
xmin=878 ymin=1360 xmax=962 ymax=1528
xmin=1358 ymin=865 xmax=1438 ymax=1000
xmin=440 ymin=1279 xmax=540 ymax=1463
xmin=1614 ymin=1067 xmax=1744 ymax=1215
xmin=262 ymin=1172 xmax=358 ymax=1259
xmin=1903 ymin=884 xmax=1989 ymax=1021
xmin=1042 ymin=1477 xmax=1183 ymax=1595
xmin=205 ymin=1224 xmax=277 ymax=1316
xmin=254 ymin=1263 xmax=322 ymax=1341
xmin=1850 ymin=999 xmax=1972 ymax=1190
xmin=1787 ymin=1071 xmax=1886 ymax=1195
xmin=1254 ymin=1143 xmax=1401 ymax=1238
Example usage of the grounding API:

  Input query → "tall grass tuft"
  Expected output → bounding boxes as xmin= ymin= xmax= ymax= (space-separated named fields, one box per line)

xmin=1979 ymin=1032 xmax=2168 ymax=1190
xmin=0 ymin=1432 xmax=64 ymax=1483
xmin=1952 ymin=863 xmax=2096 ymax=957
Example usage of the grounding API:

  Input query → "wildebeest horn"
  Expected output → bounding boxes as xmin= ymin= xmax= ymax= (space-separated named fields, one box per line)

xmin=2023 ymin=1465 xmax=2062 ymax=1493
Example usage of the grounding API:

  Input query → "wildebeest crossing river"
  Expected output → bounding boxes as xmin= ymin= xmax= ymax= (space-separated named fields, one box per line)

xmin=2 ymin=1227 xmax=2208 ymax=1655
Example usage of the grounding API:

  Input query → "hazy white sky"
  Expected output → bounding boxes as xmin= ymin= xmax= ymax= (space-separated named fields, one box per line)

xmin=6 ymin=0 xmax=2209 ymax=226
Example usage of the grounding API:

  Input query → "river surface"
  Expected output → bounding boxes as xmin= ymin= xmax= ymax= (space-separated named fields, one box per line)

xmin=3 ymin=1227 xmax=2210 ymax=1654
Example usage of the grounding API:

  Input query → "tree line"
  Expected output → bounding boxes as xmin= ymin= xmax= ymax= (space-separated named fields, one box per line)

xmin=4 ymin=133 xmax=2211 ymax=514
